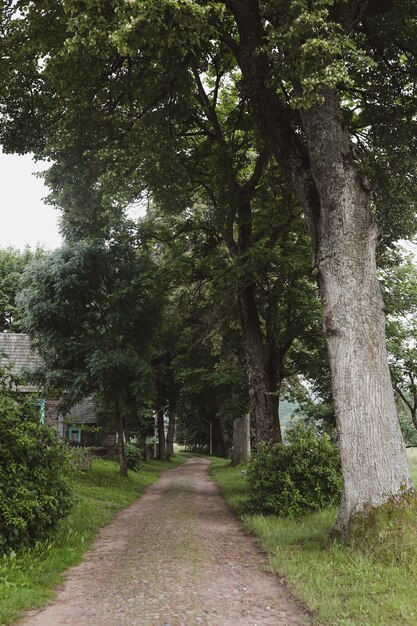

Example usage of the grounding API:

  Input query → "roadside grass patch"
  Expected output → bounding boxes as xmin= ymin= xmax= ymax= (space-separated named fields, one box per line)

xmin=0 ymin=456 xmax=184 ymax=626
xmin=211 ymin=454 xmax=417 ymax=626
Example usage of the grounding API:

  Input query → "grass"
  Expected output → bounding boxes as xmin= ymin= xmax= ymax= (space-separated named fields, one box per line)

xmin=0 ymin=456 xmax=184 ymax=626
xmin=211 ymin=452 xmax=417 ymax=626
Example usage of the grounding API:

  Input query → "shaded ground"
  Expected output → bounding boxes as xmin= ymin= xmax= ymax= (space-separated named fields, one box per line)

xmin=16 ymin=458 xmax=311 ymax=626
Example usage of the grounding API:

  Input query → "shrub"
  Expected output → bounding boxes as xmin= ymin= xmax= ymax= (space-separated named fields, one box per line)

xmin=125 ymin=443 xmax=142 ymax=472
xmin=247 ymin=422 xmax=342 ymax=517
xmin=0 ymin=394 xmax=72 ymax=553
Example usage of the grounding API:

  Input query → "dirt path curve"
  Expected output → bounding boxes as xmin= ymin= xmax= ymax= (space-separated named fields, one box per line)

xmin=17 ymin=458 xmax=311 ymax=626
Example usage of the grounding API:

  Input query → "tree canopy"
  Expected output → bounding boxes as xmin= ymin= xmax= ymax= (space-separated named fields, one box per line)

xmin=18 ymin=223 xmax=163 ymax=475
xmin=2 ymin=0 xmax=417 ymax=536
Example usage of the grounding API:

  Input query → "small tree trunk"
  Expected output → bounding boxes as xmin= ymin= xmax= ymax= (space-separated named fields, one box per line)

xmin=157 ymin=409 xmax=166 ymax=461
xmin=166 ymin=407 xmax=176 ymax=459
xmin=411 ymin=404 xmax=417 ymax=432
xmin=232 ymin=414 xmax=251 ymax=465
xmin=115 ymin=393 xmax=127 ymax=477
xmin=213 ymin=415 xmax=227 ymax=457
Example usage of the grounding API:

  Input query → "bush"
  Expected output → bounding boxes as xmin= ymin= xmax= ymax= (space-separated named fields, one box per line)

xmin=0 ymin=395 xmax=72 ymax=553
xmin=125 ymin=443 xmax=142 ymax=472
xmin=247 ymin=422 xmax=342 ymax=517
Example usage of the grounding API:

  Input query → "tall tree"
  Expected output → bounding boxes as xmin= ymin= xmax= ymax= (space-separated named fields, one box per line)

xmin=2 ymin=0 xmax=417 ymax=534
xmin=0 ymin=247 xmax=43 ymax=332
xmin=219 ymin=0 xmax=417 ymax=535
xmin=0 ymin=1 xmax=322 ymax=446
xmin=18 ymin=223 xmax=162 ymax=476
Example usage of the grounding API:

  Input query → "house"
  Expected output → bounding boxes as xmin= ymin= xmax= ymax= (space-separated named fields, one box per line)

xmin=64 ymin=398 xmax=116 ymax=453
xmin=0 ymin=331 xmax=41 ymax=392
xmin=0 ymin=332 xmax=116 ymax=451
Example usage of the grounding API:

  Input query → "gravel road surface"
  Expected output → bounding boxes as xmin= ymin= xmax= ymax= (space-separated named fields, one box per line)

xmin=16 ymin=458 xmax=311 ymax=626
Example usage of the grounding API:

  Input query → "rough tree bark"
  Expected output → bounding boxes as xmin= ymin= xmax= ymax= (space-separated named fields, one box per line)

xmin=300 ymin=92 xmax=414 ymax=533
xmin=238 ymin=284 xmax=282 ymax=444
xmin=115 ymin=393 xmax=128 ymax=477
xmin=157 ymin=409 xmax=166 ymax=461
xmin=225 ymin=0 xmax=415 ymax=536
xmin=232 ymin=413 xmax=251 ymax=465
xmin=166 ymin=402 xmax=176 ymax=459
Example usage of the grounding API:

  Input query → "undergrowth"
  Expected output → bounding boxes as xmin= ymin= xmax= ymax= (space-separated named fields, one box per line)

xmin=0 ymin=456 xmax=184 ymax=626
xmin=211 ymin=451 xmax=417 ymax=626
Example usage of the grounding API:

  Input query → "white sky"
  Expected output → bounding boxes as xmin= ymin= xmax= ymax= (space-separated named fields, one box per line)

xmin=0 ymin=150 xmax=415 ymax=257
xmin=0 ymin=152 xmax=62 ymax=250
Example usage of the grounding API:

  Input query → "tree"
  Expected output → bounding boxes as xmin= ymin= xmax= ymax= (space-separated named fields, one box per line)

xmin=2 ymin=0 xmax=417 ymax=535
xmin=381 ymin=249 xmax=417 ymax=431
xmin=156 ymin=229 xmax=249 ymax=457
xmin=0 ymin=246 xmax=43 ymax=332
xmin=0 ymin=0 xmax=323 ymax=447
xmin=18 ymin=223 xmax=162 ymax=476
xmin=221 ymin=0 xmax=416 ymax=537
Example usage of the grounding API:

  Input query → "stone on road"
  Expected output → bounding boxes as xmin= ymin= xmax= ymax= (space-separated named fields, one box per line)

xmin=16 ymin=458 xmax=311 ymax=626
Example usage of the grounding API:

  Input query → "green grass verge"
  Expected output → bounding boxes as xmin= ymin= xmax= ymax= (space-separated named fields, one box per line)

xmin=0 ymin=456 xmax=184 ymax=626
xmin=211 ymin=452 xmax=417 ymax=626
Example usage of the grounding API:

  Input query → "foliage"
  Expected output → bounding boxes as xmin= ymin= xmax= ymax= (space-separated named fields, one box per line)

xmin=1 ymin=0 xmax=324 ymax=445
xmin=0 ymin=387 xmax=72 ymax=553
xmin=125 ymin=443 xmax=142 ymax=472
xmin=18 ymin=224 xmax=162 ymax=429
xmin=380 ymin=248 xmax=417 ymax=429
xmin=398 ymin=402 xmax=417 ymax=447
xmin=2 ymin=0 xmax=417 ymax=525
xmin=247 ymin=422 xmax=342 ymax=517
xmin=0 ymin=247 xmax=44 ymax=332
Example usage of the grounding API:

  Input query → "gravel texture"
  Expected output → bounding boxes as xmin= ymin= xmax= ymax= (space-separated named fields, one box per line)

xmin=16 ymin=458 xmax=311 ymax=626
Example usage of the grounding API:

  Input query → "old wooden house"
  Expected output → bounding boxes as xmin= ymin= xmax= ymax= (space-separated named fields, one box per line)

xmin=0 ymin=333 xmax=116 ymax=451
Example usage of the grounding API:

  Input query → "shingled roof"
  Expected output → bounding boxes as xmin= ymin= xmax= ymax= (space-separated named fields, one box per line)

xmin=0 ymin=333 xmax=98 ymax=425
xmin=0 ymin=332 xmax=41 ymax=392
xmin=65 ymin=398 xmax=97 ymax=425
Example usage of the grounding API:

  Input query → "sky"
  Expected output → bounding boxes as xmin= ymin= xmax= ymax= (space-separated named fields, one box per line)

xmin=0 ymin=152 xmax=62 ymax=250
xmin=1 ymin=150 xmax=416 ymax=258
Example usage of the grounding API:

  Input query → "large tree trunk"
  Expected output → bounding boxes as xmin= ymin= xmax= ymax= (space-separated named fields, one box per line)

xmin=234 ymin=194 xmax=282 ymax=445
xmin=213 ymin=415 xmax=227 ymax=457
xmin=166 ymin=404 xmax=176 ymax=459
xmin=115 ymin=393 xmax=127 ymax=477
xmin=299 ymin=91 xmax=414 ymax=535
xmin=225 ymin=0 xmax=414 ymax=536
xmin=157 ymin=409 xmax=166 ymax=461
xmin=194 ymin=62 xmax=283 ymax=447
xmin=238 ymin=285 xmax=282 ymax=445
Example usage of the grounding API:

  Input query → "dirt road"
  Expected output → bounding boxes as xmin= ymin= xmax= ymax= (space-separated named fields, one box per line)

xmin=16 ymin=458 xmax=311 ymax=626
